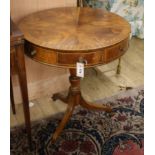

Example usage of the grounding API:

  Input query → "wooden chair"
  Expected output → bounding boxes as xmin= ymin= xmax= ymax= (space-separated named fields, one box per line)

xmin=10 ymin=19 xmax=32 ymax=148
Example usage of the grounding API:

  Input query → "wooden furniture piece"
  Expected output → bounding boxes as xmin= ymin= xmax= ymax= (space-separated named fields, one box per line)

xmin=18 ymin=7 xmax=130 ymax=143
xmin=10 ymin=20 xmax=32 ymax=148
xmin=78 ymin=0 xmax=122 ymax=74
xmin=77 ymin=0 xmax=85 ymax=7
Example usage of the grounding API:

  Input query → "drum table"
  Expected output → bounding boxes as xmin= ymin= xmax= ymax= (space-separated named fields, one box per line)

xmin=19 ymin=7 xmax=131 ymax=143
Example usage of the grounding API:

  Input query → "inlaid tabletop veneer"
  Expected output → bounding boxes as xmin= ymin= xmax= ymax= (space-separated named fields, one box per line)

xmin=18 ymin=7 xmax=131 ymax=143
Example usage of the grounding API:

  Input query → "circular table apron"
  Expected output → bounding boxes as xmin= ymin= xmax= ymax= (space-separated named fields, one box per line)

xmin=18 ymin=7 xmax=131 ymax=68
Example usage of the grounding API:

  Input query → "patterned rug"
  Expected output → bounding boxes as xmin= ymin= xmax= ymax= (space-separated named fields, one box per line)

xmin=10 ymin=87 xmax=144 ymax=155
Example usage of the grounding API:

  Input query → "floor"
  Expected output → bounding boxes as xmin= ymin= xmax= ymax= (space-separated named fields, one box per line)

xmin=10 ymin=37 xmax=144 ymax=127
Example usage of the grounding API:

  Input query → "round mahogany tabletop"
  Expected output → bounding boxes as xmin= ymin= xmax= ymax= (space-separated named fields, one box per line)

xmin=19 ymin=7 xmax=131 ymax=68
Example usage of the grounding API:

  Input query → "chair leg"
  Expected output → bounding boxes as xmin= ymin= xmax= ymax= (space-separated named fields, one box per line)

xmin=15 ymin=44 xmax=32 ymax=149
xmin=77 ymin=0 xmax=84 ymax=7
xmin=116 ymin=58 xmax=121 ymax=74
xmin=10 ymin=76 xmax=16 ymax=115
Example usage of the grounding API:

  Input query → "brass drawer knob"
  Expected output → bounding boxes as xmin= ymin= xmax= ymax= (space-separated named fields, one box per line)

xmin=31 ymin=50 xmax=37 ymax=56
xmin=119 ymin=47 xmax=124 ymax=52
xmin=79 ymin=57 xmax=87 ymax=65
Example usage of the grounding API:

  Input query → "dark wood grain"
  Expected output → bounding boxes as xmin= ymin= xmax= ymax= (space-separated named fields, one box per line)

xmin=19 ymin=7 xmax=130 ymax=51
xmin=25 ymin=38 xmax=129 ymax=68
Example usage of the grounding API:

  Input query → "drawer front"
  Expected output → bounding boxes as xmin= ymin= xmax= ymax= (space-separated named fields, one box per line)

xmin=25 ymin=38 xmax=129 ymax=68
xmin=57 ymin=52 xmax=103 ymax=66
xmin=25 ymin=43 xmax=57 ymax=65
xmin=26 ymin=42 xmax=104 ymax=67
xmin=102 ymin=38 xmax=129 ymax=63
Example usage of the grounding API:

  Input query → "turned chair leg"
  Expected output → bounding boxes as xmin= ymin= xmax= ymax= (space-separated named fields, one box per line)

xmin=91 ymin=57 xmax=122 ymax=76
xmin=116 ymin=57 xmax=121 ymax=74
xmin=10 ymin=76 xmax=16 ymax=115
xmin=77 ymin=0 xmax=84 ymax=7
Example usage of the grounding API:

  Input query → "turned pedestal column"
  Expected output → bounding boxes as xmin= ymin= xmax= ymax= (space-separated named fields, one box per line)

xmin=51 ymin=68 xmax=112 ymax=143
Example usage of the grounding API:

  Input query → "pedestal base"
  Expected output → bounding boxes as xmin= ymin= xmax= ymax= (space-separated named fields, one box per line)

xmin=51 ymin=69 xmax=112 ymax=143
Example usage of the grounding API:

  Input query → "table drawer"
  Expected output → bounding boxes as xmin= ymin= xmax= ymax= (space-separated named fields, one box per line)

xmin=26 ymin=42 xmax=103 ymax=67
xmin=102 ymin=38 xmax=129 ymax=63
xmin=57 ymin=52 xmax=102 ymax=66
xmin=25 ymin=42 xmax=57 ymax=65
xmin=25 ymin=38 xmax=129 ymax=68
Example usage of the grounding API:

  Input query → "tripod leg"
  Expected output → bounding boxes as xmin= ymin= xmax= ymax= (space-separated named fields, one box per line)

xmin=51 ymin=98 xmax=76 ymax=143
xmin=80 ymin=97 xmax=112 ymax=113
